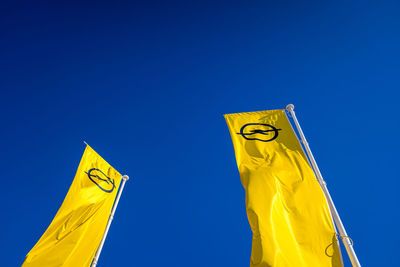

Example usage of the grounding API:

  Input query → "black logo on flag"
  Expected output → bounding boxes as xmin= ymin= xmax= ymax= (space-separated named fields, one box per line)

xmin=237 ymin=123 xmax=281 ymax=142
xmin=86 ymin=168 xmax=115 ymax=193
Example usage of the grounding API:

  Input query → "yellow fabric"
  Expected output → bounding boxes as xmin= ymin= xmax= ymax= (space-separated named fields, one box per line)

xmin=224 ymin=109 xmax=342 ymax=267
xmin=22 ymin=145 xmax=122 ymax=267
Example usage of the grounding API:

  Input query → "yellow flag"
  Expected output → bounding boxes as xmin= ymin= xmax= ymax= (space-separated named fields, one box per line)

xmin=22 ymin=145 xmax=122 ymax=267
xmin=224 ymin=109 xmax=342 ymax=267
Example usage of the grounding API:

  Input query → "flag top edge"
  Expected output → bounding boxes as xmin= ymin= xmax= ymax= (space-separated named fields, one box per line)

xmin=84 ymin=144 xmax=122 ymax=177
xmin=223 ymin=108 xmax=285 ymax=118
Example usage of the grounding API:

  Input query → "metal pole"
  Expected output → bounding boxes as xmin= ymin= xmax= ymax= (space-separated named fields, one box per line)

xmin=285 ymin=104 xmax=361 ymax=267
xmin=92 ymin=175 xmax=130 ymax=267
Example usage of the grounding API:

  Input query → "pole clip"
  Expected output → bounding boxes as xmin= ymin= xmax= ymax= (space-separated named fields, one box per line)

xmin=340 ymin=235 xmax=354 ymax=246
xmin=301 ymin=139 xmax=309 ymax=146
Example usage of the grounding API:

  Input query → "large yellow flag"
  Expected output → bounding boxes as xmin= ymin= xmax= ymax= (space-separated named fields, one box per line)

xmin=22 ymin=145 xmax=122 ymax=267
xmin=224 ymin=109 xmax=342 ymax=267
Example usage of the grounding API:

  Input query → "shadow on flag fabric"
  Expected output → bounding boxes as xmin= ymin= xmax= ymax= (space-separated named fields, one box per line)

xmin=22 ymin=145 xmax=122 ymax=267
xmin=224 ymin=109 xmax=342 ymax=267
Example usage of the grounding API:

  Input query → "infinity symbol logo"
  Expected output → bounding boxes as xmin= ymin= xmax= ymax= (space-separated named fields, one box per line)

xmin=86 ymin=168 xmax=115 ymax=193
xmin=237 ymin=123 xmax=281 ymax=142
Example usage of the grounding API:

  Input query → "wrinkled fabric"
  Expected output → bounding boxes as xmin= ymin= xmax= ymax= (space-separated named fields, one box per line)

xmin=22 ymin=145 xmax=122 ymax=267
xmin=225 ymin=109 xmax=342 ymax=267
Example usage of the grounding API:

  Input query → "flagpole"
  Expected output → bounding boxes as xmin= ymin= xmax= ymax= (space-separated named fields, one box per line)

xmin=285 ymin=104 xmax=361 ymax=267
xmin=91 ymin=174 xmax=130 ymax=267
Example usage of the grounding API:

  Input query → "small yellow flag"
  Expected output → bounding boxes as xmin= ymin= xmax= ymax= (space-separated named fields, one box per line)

xmin=224 ymin=109 xmax=342 ymax=267
xmin=22 ymin=145 xmax=122 ymax=267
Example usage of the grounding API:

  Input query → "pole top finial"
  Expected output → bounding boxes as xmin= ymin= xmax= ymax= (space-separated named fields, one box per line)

xmin=286 ymin=104 xmax=295 ymax=111
xmin=122 ymin=175 xmax=130 ymax=181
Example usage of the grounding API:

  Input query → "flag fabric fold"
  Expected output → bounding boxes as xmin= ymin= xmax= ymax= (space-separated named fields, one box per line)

xmin=225 ymin=109 xmax=342 ymax=267
xmin=22 ymin=145 xmax=122 ymax=267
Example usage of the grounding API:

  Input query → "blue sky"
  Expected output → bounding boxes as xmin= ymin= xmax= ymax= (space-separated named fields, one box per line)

xmin=1 ymin=1 xmax=399 ymax=266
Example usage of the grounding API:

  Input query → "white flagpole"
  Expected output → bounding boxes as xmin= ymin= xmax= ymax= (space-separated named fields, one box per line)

xmin=91 ymin=174 xmax=129 ymax=267
xmin=285 ymin=104 xmax=361 ymax=267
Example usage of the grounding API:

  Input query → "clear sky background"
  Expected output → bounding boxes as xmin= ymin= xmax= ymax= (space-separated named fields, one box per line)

xmin=1 ymin=1 xmax=399 ymax=266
